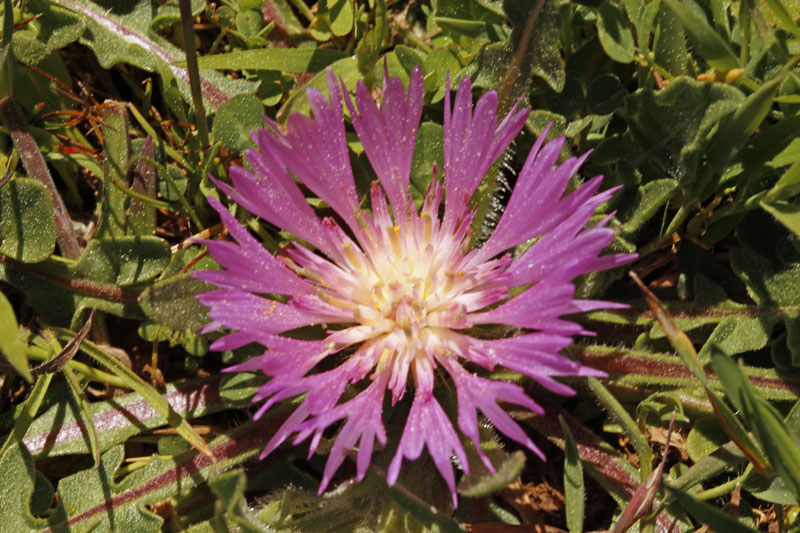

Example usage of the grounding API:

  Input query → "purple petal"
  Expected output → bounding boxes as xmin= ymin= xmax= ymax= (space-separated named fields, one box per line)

xmin=386 ymin=388 xmax=468 ymax=508
xmin=443 ymin=79 xmax=529 ymax=228
xmin=197 ymin=289 xmax=318 ymax=334
xmin=345 ymin=67 xmax=423 ymax=216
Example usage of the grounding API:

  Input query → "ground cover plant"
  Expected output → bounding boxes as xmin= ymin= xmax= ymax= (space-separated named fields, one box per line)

xmin=1 ymin=0 xmax=800 ymax=531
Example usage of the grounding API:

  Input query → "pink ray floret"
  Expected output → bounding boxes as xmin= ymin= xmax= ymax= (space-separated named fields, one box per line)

xmin=195 ymin=66 xmax=635 ymax=507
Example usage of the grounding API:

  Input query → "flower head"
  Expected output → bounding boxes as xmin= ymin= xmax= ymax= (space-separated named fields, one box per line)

xmin=195 ymin=67 xmax=634 ymax=505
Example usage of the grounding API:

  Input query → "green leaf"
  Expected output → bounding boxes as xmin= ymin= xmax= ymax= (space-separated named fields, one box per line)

xmin=409 ymin=122 xmax=444 ymax=202
xmin=665 ymin=484 xmax=757 ymax=532
xmin=97 ymin=103 xmax=131 ymax=239
xmin=0 ymin=179 xmax=56 ymax=263
xmin=711 ymin=345 xmax=800 ymax=502
xmin=760 ymin=200 xmax=800 ymax=237
xmin=629 ymin=273 xmax=771 ymax=474
xmin=139 ymin=274 xmax=212 ymax=331
xmin=661 ymin=0 xmax=739 ymax=72
xmin=277 ymin=57 xmax=362 ymax=121
xmin=618 ymin=179 xmax=679 ymax=237
xmin=596 ymin=1 xmax=635 ymax=63
xmin=621 ymin=78 xmax=743 ymax=184
xmin=72 ymin=237 xmax=171 ymax=286
xmin=653 ymin=3 xmax=686 ymax=75
xmin=327 ymin=0 xmax=353 ymax=36
xmin=0 ymin=291 xmax=31 ymax=381
xmin=559 ymin=416 xmax=584 ymax=533
xmin=212 ymin=94 xmax=265 ymax=152
xmin=194 ymin=48 xmax=347 ymax=72
xmin=686 ymin=417 xmax=728 ymax=462
xmin=0 ymin=444 xmax=48 ymax=531
xmin=457 ymin=449 xmax=525 ymax=498
xmin=697 ymin=74 xmax=784 ymax=199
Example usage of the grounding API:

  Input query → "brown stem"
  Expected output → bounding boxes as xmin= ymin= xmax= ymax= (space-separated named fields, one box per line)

xmin=0 ymin=98 xmax=81 ymax=259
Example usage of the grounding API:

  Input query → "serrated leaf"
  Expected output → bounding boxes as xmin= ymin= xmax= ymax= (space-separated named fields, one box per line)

xmin=0 ymin=179 xmax=56 ymax=263
xmin=596 ymin=1 xmax=635 ymax=63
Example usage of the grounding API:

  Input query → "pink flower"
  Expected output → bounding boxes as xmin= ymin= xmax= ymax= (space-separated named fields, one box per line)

xmin=195 ymin=67 xmax=634 ymax=506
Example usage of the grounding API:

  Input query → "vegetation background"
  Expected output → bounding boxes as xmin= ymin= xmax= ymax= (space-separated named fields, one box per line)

xmin=1 ymin=0 xmax=800 ymax=530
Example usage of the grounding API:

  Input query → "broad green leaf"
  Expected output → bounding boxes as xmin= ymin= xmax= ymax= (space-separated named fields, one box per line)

xmin=139 ymin=274 xmax=212 ymax=331
xmin=585 ymin=74 xmax=627 ymax=115
xmin=409 ymin=122 xmax=444 ymax=202
xmin=559 ymin=416 xmax=584 ymax=533
xmin=761 ymin=0 xmax=800 ymax=39
xmin=621 ymin=78 xmax=743 ymax=184
xmin=464 ymin=0 xmax=565 ymax=93
xmin=686 ymin=417 xmax=728 ymax=462
xmin=212 ymin=94 xmax=264 ymax=152
xmin=209 ymin=469 xmax=263 ymax=532
xmin=760 ymin=200 xmax=800 ymax=237
xmin=194 ymin=48 xmax=347 ymax=72
xmin=661 ymin=0 xmax=739 ymax=72
xmin=574 ymin=344 xmax=800 ymax=403
xmin=596 ymin=1 xmax=635 ymax=63
xmin=0 ymin=179 xmax=56 ymax=263
xmin=72 ymin=237 xmax=171 ymax=286
xmin=618 ymin=179 xmax=679 ymax=237
xmin=17 ymin=0 xmax=85 ymax=53
xmin=0 ymin=291 xmax=31 ymax=381
xmin=327 ymin=0 xmax=353 ymax=36
xmin=0 ymin=258 xmax=141 ymax=327
xmin=0 ymin=444 xmax=48 ymax=532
